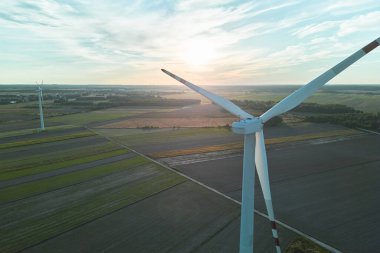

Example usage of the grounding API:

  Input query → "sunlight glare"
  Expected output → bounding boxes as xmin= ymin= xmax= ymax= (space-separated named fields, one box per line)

xmin=183 ymin=39 xmax=216 ymax=66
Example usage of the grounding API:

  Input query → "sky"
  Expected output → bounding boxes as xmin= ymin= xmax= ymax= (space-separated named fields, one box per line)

xmin=0 ymin=0 xmax=379 ymax=85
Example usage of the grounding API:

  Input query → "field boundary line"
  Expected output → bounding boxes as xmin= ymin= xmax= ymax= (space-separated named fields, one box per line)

xmin=0 ymin=131 xmax=96 ymax=150
xmin=0 ymin=153 xmax=135 ymax=189
xmin=357 ymin=128 xmax=380 ymax=135
xmin=91 ymin=128 xmax=342 ymax=253
xmin=19 ymin=179 xmax=187 ymax=252
xmin=189 ymin=215 xmax=240 ymax=253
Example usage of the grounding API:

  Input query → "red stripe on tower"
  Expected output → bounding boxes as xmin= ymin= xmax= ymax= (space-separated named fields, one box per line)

xmin=274 ymin=238 xmax=280 ymax=246
xmin=271 ymin=221 xmax=277 ymax=229
xmin=362 ymin=40 xmax=379 ymax=53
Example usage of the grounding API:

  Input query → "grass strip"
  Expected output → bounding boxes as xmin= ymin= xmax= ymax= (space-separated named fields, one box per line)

xmin=0 ymin=167 xmax=185 ymax=253
xmin=49 ymin=111 xmax=133 ymax=125
xmin=0 ymin=131 xmax=96 ymax=150
xmin=0 ymin=125 xmax=77 ymax=139
xmin=285 ymin=238 xmax=331 ymax=253
xmin=150 ymin=129 xmax=359 ymax=158
xmin=0 ymin=149 xmax=129 ymax=181
xmin=98 ymin=127 xmax=231 ymax=146
xmin=0 ymin=142 xmax=120 ymax=171
xmin=151 ymin=143 xmax=242 ymax=158
xmin=265 ymin=129 xmax=359 ymax=145
xmin=0 ymin=156 xmax=148 ymax=204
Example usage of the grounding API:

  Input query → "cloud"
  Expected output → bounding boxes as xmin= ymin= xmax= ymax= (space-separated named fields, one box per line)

xmin=325 ymin=0 xmax=380 ymax=15
xmin=0 ymin=0 xmax=379 ymax=84
xmin=293 ymin=21 xmax=339 ymax=38
xmin=0 ymin=1 xmax=304 ymax=63
xmin=338 ymin=11 xmax=380 ymax=36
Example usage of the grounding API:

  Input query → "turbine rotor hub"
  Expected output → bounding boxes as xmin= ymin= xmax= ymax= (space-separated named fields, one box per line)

xmin=231 ymin=117 xmax=263 ymax=135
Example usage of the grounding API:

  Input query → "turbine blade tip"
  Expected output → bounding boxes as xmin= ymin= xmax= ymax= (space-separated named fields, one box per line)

xmin=363 ymin=39 xmax=379 ymax=53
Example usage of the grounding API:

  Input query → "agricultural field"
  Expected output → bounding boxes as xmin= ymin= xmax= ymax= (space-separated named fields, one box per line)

xmin=162 ymin=85 xmax=380 ymax=113
xmin=95 ymin=119 xmax=352 ymax=154
xmin=95 ymin=103 xmax=380 ymax=253
xmin=99 ymin=104 xmax=235 ymax=128
xmin=1 ymin=84 xmax=380 ymax=253
xmin=0 ymin=121 xmax=304 ymax=253
xmin=48 ymin=106 xmax=177 ymax=127
xmin=0 ymin=100 xmax=85 ymax=125
xmin=102 ymin=117 xmax=236 ymax=128
xmin=110 ymin=123 xmax=379 ymax=253
xmin=0 ymin=102 xmax=40 ymax=123
xmin=0 ymin=125 xmax=184 ymax=252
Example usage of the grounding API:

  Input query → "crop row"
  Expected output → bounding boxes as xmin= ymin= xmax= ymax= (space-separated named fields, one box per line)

xmin=150 ymin=129 xmax=359 ymax=158
xmin=0 ymin=163 xmax=185 ymax=253
xmin=1 ymin=142 xmax=121 ymax=171
xmin=0 ymin=131 xmax=96 ymax=150
xmin=0 ymin=156 xmax=147 ymax=204
xmin=0 ymin=149 xmax=129 ymax=181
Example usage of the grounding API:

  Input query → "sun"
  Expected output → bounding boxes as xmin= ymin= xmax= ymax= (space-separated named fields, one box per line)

xmin=183 ymin=39 xmax=216 ymax=66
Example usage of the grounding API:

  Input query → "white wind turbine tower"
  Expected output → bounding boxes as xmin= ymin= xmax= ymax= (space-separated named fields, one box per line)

xmin=36 ymin=80 xmax=45 ymax=131
xmin=162 ymin=37 xmax=379 ymax=253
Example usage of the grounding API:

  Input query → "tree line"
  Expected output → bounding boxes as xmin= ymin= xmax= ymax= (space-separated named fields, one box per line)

xmin=305 ymin=113 xmax=380 ymax=131
xmin=232 ymin=100 xmax=358 ymax=114
xmin=66 ymin=94 xmax=201 ymax=109
xmin=233 ymin=100 xmax=379 ymax=130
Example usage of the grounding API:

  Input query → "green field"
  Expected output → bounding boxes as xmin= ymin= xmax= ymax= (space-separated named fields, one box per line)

xmin=0 ymin=125 xmax=75 ymax=138
xmin=0 ymin=149 xmax=129 ymax=180
xmin=0 ymin=101 xmax=82 ymax=124
xmin=48 ymin=107 xmax=176 ymax=126
xmin=0 ymin=162 xmax=185 ymax=253
xmin=305 ymin=92 xmax=380 ymax=113
xmin=94 ymin=127 xmax=232 ymax=146
xmin=0 ymin=131 xmax=96 ymax=150
xmin=164 ymin=90 xmax=380 ymax=113
xmin=230 ymin=91 xmax=380 ymax=114
xmin=0 ymin=125 xmax=188 ymax=253
xmin=0 ymin=141 xmax=121 ymax=171
xmin=48 ymin=110 xmax=133 ymax=126
xmin=0 ymin=156 xmax=148 ymax=203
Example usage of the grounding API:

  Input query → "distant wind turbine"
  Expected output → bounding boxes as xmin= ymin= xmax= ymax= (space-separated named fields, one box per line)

xmin=162 ymin=37 xmax=379 ymax=253
xmin=36 ymin=80 xmax=45 ymax=131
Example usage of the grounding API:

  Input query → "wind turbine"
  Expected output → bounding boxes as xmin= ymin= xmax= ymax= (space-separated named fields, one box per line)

xmin=161 ymin=37 xmax=379 ymax=253
xmin=36 ymin=80 xmax=45 ymax=131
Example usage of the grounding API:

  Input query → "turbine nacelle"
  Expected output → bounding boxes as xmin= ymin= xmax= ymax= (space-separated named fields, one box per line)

xmin=232 ymin=117 xmax=263 ymax=135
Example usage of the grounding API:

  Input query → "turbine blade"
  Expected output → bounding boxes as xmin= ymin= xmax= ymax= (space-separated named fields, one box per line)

xmin=240 ymin=134 xmax=256 ymax=253
xmin=255 ymin=130 xmax=281 ymax=253
xmin=260 ymin=37 xmax=380 ymax=123
xmin=161 ymin=69 xmax=253 ymax=119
